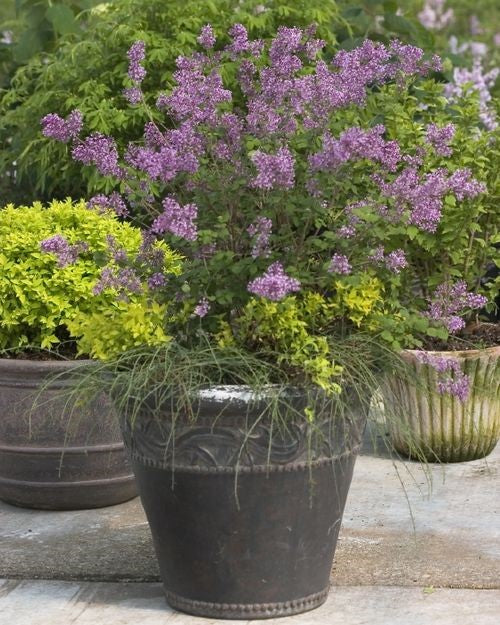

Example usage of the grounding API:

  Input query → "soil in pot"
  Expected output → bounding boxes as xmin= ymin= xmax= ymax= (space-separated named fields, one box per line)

xmin=0 ymin=358 xmax=137 ymax=510
xmin=120 ymin=386 xmax=366 ymax=619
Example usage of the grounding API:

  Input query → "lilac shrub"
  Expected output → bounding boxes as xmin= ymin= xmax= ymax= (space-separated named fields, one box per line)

xmin=41 ymin=25 xmax=494 ymax=397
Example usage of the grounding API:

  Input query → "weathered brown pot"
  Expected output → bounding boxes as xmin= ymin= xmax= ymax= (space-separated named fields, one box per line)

xmin=120 ymin=386 xmax=366 ymax=620
xmin=382 ymin=346 xmax=500 ymax=462
xmin=0 ymin=358 xmax=137 ymax=509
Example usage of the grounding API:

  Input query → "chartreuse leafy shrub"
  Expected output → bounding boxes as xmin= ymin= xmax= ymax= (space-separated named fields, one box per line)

xmin=0 ymin=199 xmax=181 ymax=358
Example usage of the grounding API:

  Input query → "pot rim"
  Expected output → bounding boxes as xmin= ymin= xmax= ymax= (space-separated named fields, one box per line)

xmin=402 ymin=344 xmax=500 ymax=359
xmin=0 ymin=357 xmax=95 ymax=375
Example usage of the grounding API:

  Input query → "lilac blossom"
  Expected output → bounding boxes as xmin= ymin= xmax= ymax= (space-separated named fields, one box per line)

xmin=93 ymin=267 xmax=142 ymax=296
xmin=247 ymin=217 xmax=272 ymax=258
xmin=418 ymin=0 xmax=454 ymax=31
xmin=426 ymin=281 xmax=488 ymax=333
xmin=87 ymin=192 xmax=129 ymax=217
xmin=152 ymin=198 xmax=198 ymax=241
xmin=40 ymin=235 xmax=88 ymax=267
xmin=193 ymin=297 xmax=210 ymax=317
xmin=385 ymin=249 xmax=408 ymax=273
xmin=148 ymin=273 xmax=167 ymax=289
xmin=416 ymin=352 xmax=470 ymax=401
xmin=248 ymin=261 xmax=300 ymax=301
xmin=375 ymin=166 xmax=484 ymax=233
xmin=251 ymin=147 xmax=295 ymax=190
xmin=425 ymin=123 xmax=455 ymax=157
xmin=124 ymin=87 xmax=142 ymax=105
xmin=469 ymin=15 xmax=483 ymax=36
xmin=127 ymin=41 xmax=146 ymax=83
xmin=310 ymin=126 xmax=401 ymax=173
xmin=444 ymin=60 xmax=499 ymax=130
xmin=197 ymin=25 xmax=216 ymax=50
xmin=72 ymin=133 xmax=123 ymax=178
xmin=226 ymin=23 xmax=249 ymax=55
xmin=328 ymin=253 xmax=351 ymax=275
xmin=41 ymin=110 xmax=83 ymax=143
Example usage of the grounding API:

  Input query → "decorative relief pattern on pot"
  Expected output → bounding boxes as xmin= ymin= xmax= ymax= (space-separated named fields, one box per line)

xmin=120 ymin=391 xmax=365 ymax=470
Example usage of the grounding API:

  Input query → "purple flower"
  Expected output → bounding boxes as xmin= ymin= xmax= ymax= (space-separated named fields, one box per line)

xmin=93 ymin=267 xmax=142 ymax=296
xmin=425 ymin=123 xmax=455 ymax=157
xmin=72 ymin=133 xmax=123 ymax=178
xmin=197 ymin=25 xmax=216 ymax=50
xmin=226 ymin=23 xmax=249 ymax=55
xmin=152 ymin=197 xmax=198 ymax=241
xmin=251 ymin=147 xmax=295 ymax=190
xmin=248 ymin=261 xmax=300 ymax=301
xmin=426 ymin=281 xmax=488 ymax=333
xmin=248 ymin=217 xmax=272 ymax=258
xmin=87 ymin=192 xmax=129 ymax=217
xmin=328 ymin=253 xmax=352 ymax=275
xmin=123 ymin=87 xmax=142 ymax=105
xmin=41 ymin=110 xmax=83 ymax=143
xmin=448 ymin=168 xmax=486 ymax=200
xmin=385 ymin=249 xmax=407 ymax=274
xmin=416 ymin=352 xmax=470 ymax=401
xmin=310 ymin=126 xmax=401 ymax=173
xmin=40 ymin=235 xmax=87 ymax=267
xmin=193 ymin=297 xmax=210 ymax=317
xmin=127 ymin=41 xmax=146 ymax=83
xmin=418 ymin=0 xmax=454 ymax=31
xmin=148 ymin=272 xmax=167 ymax=289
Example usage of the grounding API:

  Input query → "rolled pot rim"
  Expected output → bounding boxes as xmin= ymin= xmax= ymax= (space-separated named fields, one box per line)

xmin=0 ymin=357 xmax=95 ymax=375
xmin=402 ymin=343 xmax=500 ymax=359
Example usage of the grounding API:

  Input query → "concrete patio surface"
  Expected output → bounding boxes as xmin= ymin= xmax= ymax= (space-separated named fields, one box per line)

xmin=1 ymin=580 xmax=499 ymax=625
xmin=1 ymin=427 xmax=498 ymax=589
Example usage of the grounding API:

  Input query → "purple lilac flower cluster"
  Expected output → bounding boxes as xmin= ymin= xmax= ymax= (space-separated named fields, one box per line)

xmin=40 ymin=235 xmax=88 ymax=267
xmin=416 ymin=351 xmax=470 ymax=401
xmin=247 ymin=217 xmax=272 ymax=258
xmin=310 ymin=125 xmax=401 ymax=173
xmin=88 ymin=193 xmax=129 ymax=217
xmin=418 ymin=0 xmax=454 ymax=31
xmin=193 ymin=297 xmax=210 ymax=317
xmin=369 ymin=247 xmax=408 ymax=274
xmin=72 ymin=133 xmax=123 ymax=178
xmin=444 ymin=60 xmax=499 ymax=131
xmin=41 ymin=110 xmax=83 ymax=143
xmin=93 ymin=267 xmax=142 ymax=297
xmin=124 ymin=41 xmax=146 ymax=104
xmin=374 ymin=166 xmax=485 ymax=232
xmin=152 ymin=198 xmax=198 ymax=241
xmin=328 ymin=253 xmax=351 ymax=275
xmin=425 ymin=123 xmax=455 ymax=157
xmin=251 ymin=147 xmax=295 ymax=190
xmin=426 ymin=281 xmax=488 ymax=333
xmin=248 ymin=262 xmax=300 ymax=301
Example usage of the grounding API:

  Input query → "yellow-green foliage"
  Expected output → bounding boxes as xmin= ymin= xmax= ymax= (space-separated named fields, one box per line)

xmin=0 ymin=199 xmax=181 ymax=358
xmin=66 ymin=301 xmax=172 ymax=362
xmin=218 ymin=276 xmax=384 ymax=393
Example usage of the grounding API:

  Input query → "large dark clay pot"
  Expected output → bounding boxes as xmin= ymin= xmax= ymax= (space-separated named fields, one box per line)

xmin=121 ymin=386 xmax=365 ymax=619
xmin=0 ymin=359 xmax=137 ymax=509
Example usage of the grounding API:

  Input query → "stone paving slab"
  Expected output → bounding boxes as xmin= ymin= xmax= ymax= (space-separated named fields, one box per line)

xmin=0 ymin=429 xmax=498 ymax=588
xmin=1 ymin=580 xmax=499 ymax=625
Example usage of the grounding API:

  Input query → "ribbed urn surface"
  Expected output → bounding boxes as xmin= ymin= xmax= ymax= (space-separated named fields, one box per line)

xmin=0 ymin=358 xmax=137 ymax=509
xmin=382 ymin=346 xmax=499 ymax=462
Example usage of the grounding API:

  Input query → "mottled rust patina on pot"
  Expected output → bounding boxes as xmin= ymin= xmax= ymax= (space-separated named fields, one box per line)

xmin=0 ymin=358 xmax=137 ymax=509
xmin=382 ymin=345 xmax=499 ymax=462
xmin=121 ymin=386 xmax=365 ymax=619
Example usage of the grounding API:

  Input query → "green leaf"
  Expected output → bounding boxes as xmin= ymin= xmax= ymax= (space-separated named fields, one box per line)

xmin=45 ymin=4 xmax=81 ymax=36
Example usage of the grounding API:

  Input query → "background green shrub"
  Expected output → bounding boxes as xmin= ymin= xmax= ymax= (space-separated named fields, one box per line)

xmin=0 ymin=198 xmax=180 ymax=358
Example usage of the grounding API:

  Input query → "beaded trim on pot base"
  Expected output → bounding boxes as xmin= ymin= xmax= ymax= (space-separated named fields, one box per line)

xmin=164 ymin=587 xmax=330 ymax=620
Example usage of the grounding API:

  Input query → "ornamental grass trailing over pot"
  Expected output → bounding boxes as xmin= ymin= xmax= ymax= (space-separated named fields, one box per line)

xmin=40 ymin=24 xmax=497 ymax=420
